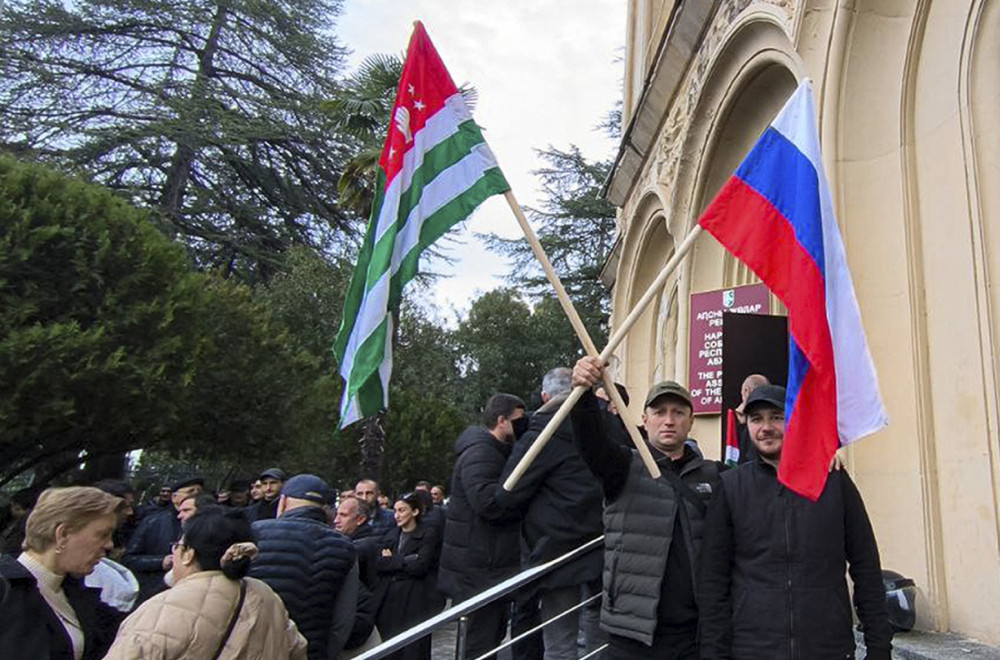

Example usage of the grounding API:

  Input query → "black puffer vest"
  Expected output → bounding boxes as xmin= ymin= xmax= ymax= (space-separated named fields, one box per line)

xmin=602 ymin=451 xmax=720 ymax=645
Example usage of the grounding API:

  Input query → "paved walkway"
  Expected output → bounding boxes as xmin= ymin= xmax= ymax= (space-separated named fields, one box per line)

xmin=431 ymin=620 xmax=457 ymax=660
xmin=429 ymin=619 xmax=1000 ymax=660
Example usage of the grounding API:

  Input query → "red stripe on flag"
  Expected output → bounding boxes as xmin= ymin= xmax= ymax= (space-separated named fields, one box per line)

xmin=381 ymin=22 xmax=460 ymax=184
xmin=779 ymin=367 xmax=839 ymax=500
xmin=699 ymin=176 xmax=838 ymax=499
xmin=726 ymin=408 xmax=739 ymax=451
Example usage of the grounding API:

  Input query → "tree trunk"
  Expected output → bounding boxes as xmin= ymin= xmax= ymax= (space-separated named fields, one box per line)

xmin=359 ymin=412 xmax=384 ymax=482
xmin=159 ymin=1 xmax=230 ymax=219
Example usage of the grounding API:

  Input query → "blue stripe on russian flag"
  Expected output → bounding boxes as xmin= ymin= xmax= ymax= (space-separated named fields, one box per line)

xmin=735 ymin=127 xmax=826 ymax=277
xmin=786 ymin=339 xmax=810 ymax=425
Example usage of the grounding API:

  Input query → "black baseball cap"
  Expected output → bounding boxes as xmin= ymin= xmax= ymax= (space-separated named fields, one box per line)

xmin=259 ymin=468 xmax=286 ymax=482
xmin=744 ymin=385 xmax=787 ymax=415
xmin=170 ymin=476 xmax=205 ymax=492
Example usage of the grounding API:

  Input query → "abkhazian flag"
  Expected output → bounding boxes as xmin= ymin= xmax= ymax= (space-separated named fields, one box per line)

xmin=698 ymin=79 xmax=888 ymax=500
xmin=725 ymin=408 xmax=740 ymax=467
xmin=333 ymin=22 xmax=510 ymax=427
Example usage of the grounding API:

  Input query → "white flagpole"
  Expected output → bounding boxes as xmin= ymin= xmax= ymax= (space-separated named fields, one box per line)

xmin=504 ymin=224 xmax=704 ymax=491
xmin=503 ymin=191 xmax=661 ymax=481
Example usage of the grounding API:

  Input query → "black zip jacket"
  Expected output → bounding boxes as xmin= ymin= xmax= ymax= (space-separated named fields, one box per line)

xmin=698 ymin=459 xmax=893 ymax=660
xmin=437 ymin=425 xmax=522 ymax=600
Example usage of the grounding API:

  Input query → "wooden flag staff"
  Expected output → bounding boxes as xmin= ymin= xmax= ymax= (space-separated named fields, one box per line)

xmin=503 ymin=223 xmax=704 ymax=491
xmin=503 ymin=191 xmax=661 ymax=481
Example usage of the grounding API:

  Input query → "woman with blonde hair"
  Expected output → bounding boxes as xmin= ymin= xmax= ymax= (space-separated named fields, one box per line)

xmin=103 ymin=508 xmax=306 ymax=660
xmin=0 ymin=486 xmax=127 ymax=659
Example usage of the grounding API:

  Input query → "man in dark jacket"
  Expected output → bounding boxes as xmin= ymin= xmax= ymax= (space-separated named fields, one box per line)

xmin=335 ymin=495 xmax=380 ymax=592
xmin=438 ymin=392 xmax=527 ymax=660
xmin=251 ymin=474 xmax=358 ymax=660
xmin=697 ymin=385 xmax=893 ymax=660
xmin=122 ymin=475 xmax=203 ymax=604
xmin=570 ymin=357 xmax=723 ymax=660
xmin=355 ymin=478 xmax=396 ymax=539
xmin=497 ymin=367 xmax=605 ymax=660
xmin=246 ymin=467 xmax=285 ymax=521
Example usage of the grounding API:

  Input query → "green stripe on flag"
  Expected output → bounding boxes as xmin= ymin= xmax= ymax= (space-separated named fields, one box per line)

xmin=389 ymin=167 xmax=509 ymax=301
xmin=333 ymin=172 xmax=387 ymax=363
xmin=334 ymin=108 xmax=510 ymax=426
xmin=364 ymin=121 xmax=503 ymax=295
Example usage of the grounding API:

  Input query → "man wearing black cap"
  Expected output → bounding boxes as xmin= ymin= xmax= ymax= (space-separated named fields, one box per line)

xmin=251 ymin=474 xmax=359 ymax=660
xmin=698 ymin=385 xmax=893 ymax=660
xmin=570 ymin=357 xmax=723 ymax=660
xmin=123 ymin=475 xmax=204 ymax=603
xmin=247 ymin=467 xmax=285 ymax=521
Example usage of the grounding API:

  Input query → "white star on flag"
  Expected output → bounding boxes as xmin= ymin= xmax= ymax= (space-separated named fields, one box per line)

xmin=408 ymin=84 xmax=415 ymax=95
xmin=414 ymin=100 xmax=426 ymax=111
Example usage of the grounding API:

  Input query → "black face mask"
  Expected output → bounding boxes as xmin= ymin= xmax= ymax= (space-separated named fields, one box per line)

xmin=512 ymin=416 xmax=531 ymax=439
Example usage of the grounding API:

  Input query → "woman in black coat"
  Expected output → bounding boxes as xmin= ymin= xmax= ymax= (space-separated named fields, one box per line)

xmin=0 ymin=486 xmax=126 ymax=660
xmin=375 ymin=492 xmax=442 ymax=660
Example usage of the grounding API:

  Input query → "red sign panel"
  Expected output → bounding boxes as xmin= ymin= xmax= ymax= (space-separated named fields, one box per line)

xmin=688 ymin=283 xmax=771 ymax=414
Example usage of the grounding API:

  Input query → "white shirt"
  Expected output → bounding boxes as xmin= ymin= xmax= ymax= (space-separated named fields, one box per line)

xmin=85 ymin=557 xmax=139 ymax=612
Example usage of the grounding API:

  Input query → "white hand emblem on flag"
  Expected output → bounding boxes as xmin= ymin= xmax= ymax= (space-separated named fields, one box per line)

xmin=394 ymin=106 xmax=413 ymax=143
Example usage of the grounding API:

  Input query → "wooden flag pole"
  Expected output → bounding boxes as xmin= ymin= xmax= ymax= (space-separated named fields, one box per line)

xmin=503 ymin=192 xmax=661 ymax=481
xmin=504 ymin=223 xmax=704 ymax=491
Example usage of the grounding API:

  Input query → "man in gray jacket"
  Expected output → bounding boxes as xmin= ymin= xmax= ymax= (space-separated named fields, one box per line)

xmin=571 ymin=357 xmax=723 ymax=660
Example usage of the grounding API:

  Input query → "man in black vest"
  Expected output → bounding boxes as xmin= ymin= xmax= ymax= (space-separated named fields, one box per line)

xmin=570 ymin=357 xmax=723 ymax=660
xmin=251 ymin=474 xmax=358 ymax=660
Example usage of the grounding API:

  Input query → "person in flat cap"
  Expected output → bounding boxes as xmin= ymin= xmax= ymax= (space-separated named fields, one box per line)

xmin=570 ymin=356 xmax=723 ymax=660
xmin=698 ymin=385 xmax=893 ymax=660
xmin=250 ymin=474 xmax=359 ymax=660
xmin=123 ymin=475 xmax=204 ymax=604
xmin=247 ymin=468 xmax=286 ymax=522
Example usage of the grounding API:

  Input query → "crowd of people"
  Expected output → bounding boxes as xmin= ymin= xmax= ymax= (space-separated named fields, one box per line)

xmin=0 ymin=356 xmax=895 ymax=660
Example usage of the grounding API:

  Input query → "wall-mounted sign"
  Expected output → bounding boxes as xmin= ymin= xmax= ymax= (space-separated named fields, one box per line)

xmin=688 ymin=283 xmax=770 ymax=414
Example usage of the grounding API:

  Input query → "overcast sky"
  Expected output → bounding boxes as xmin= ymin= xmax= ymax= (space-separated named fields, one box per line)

xmin=337 ymin=1 xmax=625 ymax=322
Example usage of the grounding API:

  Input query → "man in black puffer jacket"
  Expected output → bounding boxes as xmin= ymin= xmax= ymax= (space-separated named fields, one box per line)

xmin=438 ymin=393 xmax=527 ymax=660
xmin=251 ymin=474 xmax=358 ymax=660
xmin=570 ymin=358 xmax=724 ymax=660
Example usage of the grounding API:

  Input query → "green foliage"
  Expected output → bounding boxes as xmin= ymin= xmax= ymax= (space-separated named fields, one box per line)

xmin=0 ymin=155 xmax=334 ymax=485
xmin=0 ymin=0 xmax=355 ymax=280
xmin=0 ymin=154 xmax=200 ymax=484
xmin=454 ymin=288 xmax=586 ymax=410
xmin=480 ymin=145 xmax=616 ymax=345
xmin=380 ymin=388 xmax=465 ymax=493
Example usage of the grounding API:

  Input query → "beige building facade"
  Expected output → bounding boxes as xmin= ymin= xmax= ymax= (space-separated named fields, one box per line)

xmin=604 ymin=0 xmax=999 ymax=644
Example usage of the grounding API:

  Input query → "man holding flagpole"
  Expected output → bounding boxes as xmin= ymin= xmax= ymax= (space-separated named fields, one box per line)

xmin=570 ymin=358 xmax=723 ymax=660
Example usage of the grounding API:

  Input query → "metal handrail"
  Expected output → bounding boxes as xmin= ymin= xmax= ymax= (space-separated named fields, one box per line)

xmin=352 ymin=534 xmax=605 ymax=660
xmin=469 ymin=592 xmax=603 ymax=660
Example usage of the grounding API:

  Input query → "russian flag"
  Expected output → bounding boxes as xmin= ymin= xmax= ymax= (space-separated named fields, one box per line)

xmin=698 ymin=79 xmax=888 ymax=500
xmin=725 ymin=408 xmax=740 ymax=467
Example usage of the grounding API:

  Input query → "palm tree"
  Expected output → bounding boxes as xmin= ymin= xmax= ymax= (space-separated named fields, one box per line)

xmin=328 ymin=53 xmax=478 ymax=219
